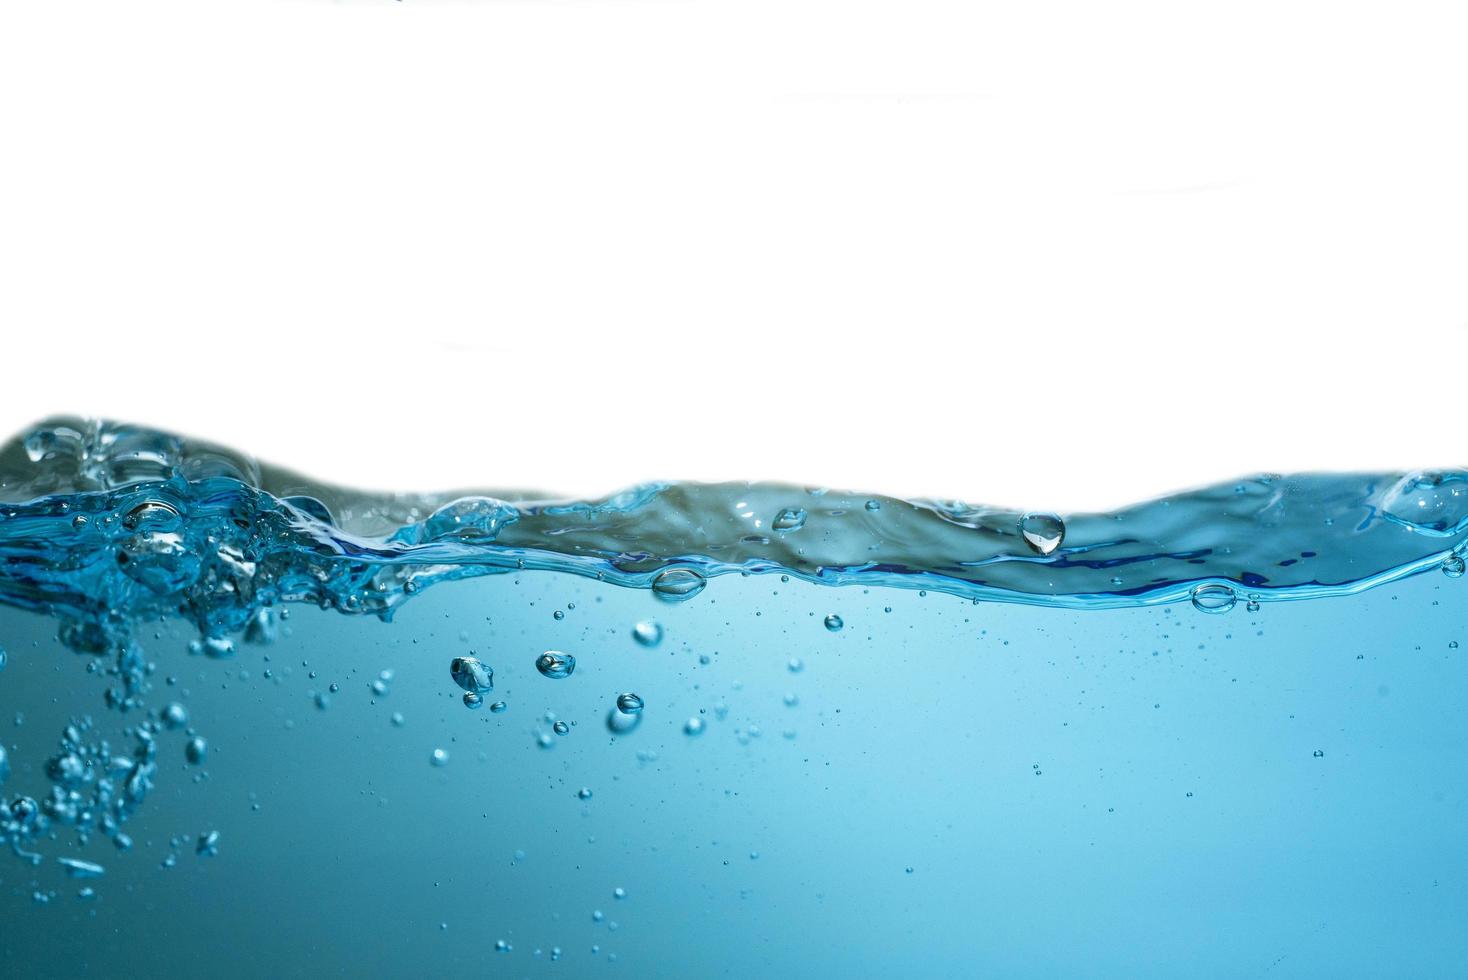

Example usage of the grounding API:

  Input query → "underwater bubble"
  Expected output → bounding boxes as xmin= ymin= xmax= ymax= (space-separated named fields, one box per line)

xmin=824 ymin=614 xmax=844 ymax=632
xmin=577 ymin=787 xmax=593 ymax=800
xmin=631 ymin=620 xmax=664 ymax=647
xmin=489 ymin=701 xmax=508 ymax=713
xmin=865 ymin=499 xmax=881 ymax=511
xmin=1190 ymin=584 xmax=1237 ymax=614
xmin=1313 ymin=749 xmax=1325 ymax=758
xmin=1018 ymin=512 xmax=1065 ymax=556
xmin=199 ymin=636 xmax=235 ymax=660
xmin=370 ymin=680 xmax=388 ymax=697
xmin=684 ymin=717 xmax=705 ymax=736
xmin=10 ymin=796 xmax=39 ymax=825
xmin=430 ymin=748 xmax=449 ymax=767
xmin=651 ymin=568 xmax=707 ymax=602
xmin=185 ymin=737 xmax=207 ymax=765
xmin=0 ymin=645 xmax=7 ymax=671
xmin=161 ymin=702 xmax=189 ymax=730
xmin=536 ymin=651 xmax=576 ymax=679
xmin=196 ymin=830 xmax=220 ymax=857
xmin=553 ymin=721 xmax=570 ymax=736
xmin=423 ymin=496 xmax=518 ymax=542
xmin=314 ymin=692 xmax=331 ymax=710
xmin=616 ymin=693 xmax=644 ymax=715
xmin=495 ymin=940 xmax=511 ymax=953
xmin=0 ymin=745 xmax=9 ymax=785
xmin=390 ymin=712 xmax=406 ymax=727
xmin=606 ymin=708 xmax=641 ymax=734
xmin=1443 ymin=556 xmax=1466 ymax=578
xmin=449 ymin=656 xmax=494 ymax=693
xmin=1246 ymin=600 xmax=1261 ymax=613
xmin=787 ymin=657 xmax=804 ymax=673
xmin=463 ymin=692 xmax=484 ymax=710
xmin=58 ymin=857 xmax=105 ymax=879
xmin=613 ymin=886 xmax=626 ymax=900
xmin=772 ymin=507 xmax=808 ymax=531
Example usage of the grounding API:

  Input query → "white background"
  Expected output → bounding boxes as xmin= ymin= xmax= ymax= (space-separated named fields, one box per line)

xmin=2 ymin=1 xmax=1465 ymax=509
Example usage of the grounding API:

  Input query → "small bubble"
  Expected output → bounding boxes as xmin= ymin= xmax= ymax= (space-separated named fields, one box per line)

xmin=1246 ymin=600 xmax=1261 ymax=613
xmin=787 ymin=658 xmax=804 ymax=673
xmin=1442 ymin=556 xmax=1465 ymax=578
xmin=495 ymin=940 xmax=511 ymax=953
xmin=631 ymin=620 xmax=664 ymax=647
xmin=616 ymin=693 xmax=645 ymax=715
xmin=196 ymin=830 xmax=220 ymax=857
xmin=1313 ymin=749 xmax=1325 ymax=758
xmin=553 ymin=609 xmax=565 ymax=620
xmin=1018 ymin=512 xmax=1065 ymax=556
xmin=161 ymin=702 xmax=189 ymax=730
xmin=613 ymin=886 xmax=626 ymax=900
xmin=823 ymin=614 xmax=844 ymax=632
xmin=463 ymin=691 xmax=484 ymax=710
xmin=553 ymin=721 xmax=570 ymax=736
xmin=864 ymin=499 xmax=881 ymax=512
xmin=449 ymin=656 xmax=494 ymax=693
xmin=185 ymin=736 xmax=208 ymax=765
xmin=390 ymin=712 xmax=406 ymax=727
xmin=431 ymin=748 xmax=449 ymax=767
xmin=536 ymin=651 xmax=576 ymax=679
xmin=1190 ymin=584 xmax=1237 ymax=614
xmin=489 ymin=701 xmax=508 ymax=713
xmin=684 ymin=717 xmax=705 ymax=736
xmin=772 ymin=507 xmax=808 ymax=531
xmin=651 ymin=568 xmax=707 ymax=602
xmin=577 ymin=787 xmax=593 ymax=800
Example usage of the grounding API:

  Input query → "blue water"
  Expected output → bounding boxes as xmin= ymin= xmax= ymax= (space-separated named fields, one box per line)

xmin=1 ymin=419 xmax=1466 ymax=978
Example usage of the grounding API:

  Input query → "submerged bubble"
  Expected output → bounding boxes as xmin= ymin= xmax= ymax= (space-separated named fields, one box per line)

xmin=616 ymin=693 xmax=644 ymax=715
xmin=161 ymin=702 xmax=189 ymax=730
xmin=449 ymin=656 xmax=494 ymax=693
xmin=1190 ymin=584 xmax=1237 ymax=614
xmin=631 ymin=620 xmax=663 ymax=648
xmin=1443 ymin=556 xmax=1466 ymax=578
xmin=1018 ymin=512 xmax=1065 ymax=556
xmin=0 ymin=646 xmax=7 ymax=671
xmin=536 ymin=651 xmax=576 ymax=679
xmin=489 ymin=701 xmax=508 ymax=713
xmin=577 ymin=787 xmax=593 ymax=800
xmin=606 ymin=707 xmax=641 ymax=734
xmin=772 ymin=508 xmax=808 ymax=531
xmin=430 ymin=748 xmax=449 ymax=767
xmin=463 ymin=692 xmax=484 ymax=710
xmin=823 ymin=614 xmax=844 ymax=632
xmin=58 ymin=857 xmax=105 ymax=879
xmin=553 ymin=721 xmax=570 ymax=736
xmin=651 ymin=568 xmax=707 ymax=602
xmin=0 ymin=746 xmax=8 ymax=785
xmin=196 ymin=830 xmax=220 ymax=857
xmin=684 ymin=717 xmax=705 ymax=736
xmin=185 ymin=737 xmax=207 ymax=765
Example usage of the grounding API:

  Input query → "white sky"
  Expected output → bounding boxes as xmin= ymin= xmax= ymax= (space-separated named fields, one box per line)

xmin=2 ymin=1 xmax=1466 ymax=510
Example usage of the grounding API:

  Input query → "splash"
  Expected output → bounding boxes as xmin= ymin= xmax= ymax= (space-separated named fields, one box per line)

xmin=1 ymin=416 xmax=1466 ymax=869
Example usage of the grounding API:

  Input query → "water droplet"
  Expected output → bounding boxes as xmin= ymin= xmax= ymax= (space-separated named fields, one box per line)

xmin=185 ymin=737 xmax=207 ymax=765
xmin=449 ymin=656 xmax=494 ymax=693
xmin=536 ymin=651 xmax=576 ymax=679
xmin=553 ymin=721 xmax=570 ymax=736
xmin=631 ymin=620 xmax=663 ymax=647
xmin=1442 ymin=556 xmax=1465 ymax=578
xmin=684 ymin=717 xmax=705 ymax=736
xmin=161 ymin=702 xmax=189 ymax=730
xmin=430 ymin=748 xmax=449 ymax=767
xmin=463 ymin=691 xmax=484 ymax=710
xmin=823 ymin=614 xmax=844 ymax=632
xmin=772 ymin=507 xmax=808 ymax=531
xmin=651 ymin=568 xmax=707 ymax=602
xmin=1190 ymin=584 xmax=1237 ymax=613
xmin=616 ymin=693 xmax=644 ymax=715
xmin=1018 ymin=512 xmax=1065 ymax=556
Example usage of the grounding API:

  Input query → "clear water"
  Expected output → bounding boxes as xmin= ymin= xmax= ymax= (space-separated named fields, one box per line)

xmin=1 ymin=418 xmax=1466 ymax=978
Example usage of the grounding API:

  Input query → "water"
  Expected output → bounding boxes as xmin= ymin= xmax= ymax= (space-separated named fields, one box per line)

xmin=1 ymin=418 xmax=1467 ymax=977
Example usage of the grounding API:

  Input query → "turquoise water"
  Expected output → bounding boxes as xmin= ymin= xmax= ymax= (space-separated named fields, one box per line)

xmin=1 ymin=419 xmax=1466 ymax=978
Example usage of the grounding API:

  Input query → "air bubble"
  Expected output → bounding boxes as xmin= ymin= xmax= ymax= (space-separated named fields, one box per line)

xmin=631 ymin=620 xmax=663 ymax=647
xmin=1018 ymin=512 xmax=1065 ymax=556
xmin=1190 ymin=584 xmax=1237 ymax=614
xmin=616 ymin=693 xmax=644 ymax=715
xmin=430 ymin=748 xmax=449 ymax=767
xmin=651 ymin=568 xmax=707 ymax=602
xmin=824 ymin=614 xmax=844 ymax=632
xmin=449 ymin=656 xmax=494 ymax=693
xmin=463 ymin=692 xmax=484 ymax=710
xmin=772 ymin=508 xmax=808 ymax=531
xmin=1443 ymin=556 xmax=1465 ymax=578
xmin=536 ymin=652 xmax=575 ymax=679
